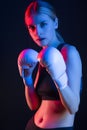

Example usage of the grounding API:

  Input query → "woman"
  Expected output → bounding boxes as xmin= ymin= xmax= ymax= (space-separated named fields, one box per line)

xmin=17 ymin=0 xmax=82 ymax=130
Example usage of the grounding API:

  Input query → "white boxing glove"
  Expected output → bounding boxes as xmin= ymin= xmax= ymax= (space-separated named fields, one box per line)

xmin=38 ymin=47 xmax=68 ymax=90
xmin=17 ymin=49 xmax=38 ymax=87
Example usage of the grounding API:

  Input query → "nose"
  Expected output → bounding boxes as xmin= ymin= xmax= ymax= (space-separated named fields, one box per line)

xmin=34 ymin=25 xmax=42 ymax=36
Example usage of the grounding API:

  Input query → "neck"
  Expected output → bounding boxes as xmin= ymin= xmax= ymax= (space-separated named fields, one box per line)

xmin=49 ymin=37 xmax=62 ymax=48
xmin=42 ymin=33 xmax=64 ymax=49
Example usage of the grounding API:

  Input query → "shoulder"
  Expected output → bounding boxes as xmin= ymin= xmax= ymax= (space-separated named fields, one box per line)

xmin=61 ymin=43 xmax=78 ymax=55
xmin=61 ymin=43 xmax=81 ymax=63
xmin=61 ymin=43 xmax=82 ymax=77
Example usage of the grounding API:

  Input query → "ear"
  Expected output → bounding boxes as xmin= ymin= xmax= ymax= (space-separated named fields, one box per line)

xmin=54 ymin=17 xmax=58 ymax=29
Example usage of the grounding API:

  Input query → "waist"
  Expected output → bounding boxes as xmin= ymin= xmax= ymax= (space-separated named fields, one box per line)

xmin=34 ymin=100 xmax=75 ymax=128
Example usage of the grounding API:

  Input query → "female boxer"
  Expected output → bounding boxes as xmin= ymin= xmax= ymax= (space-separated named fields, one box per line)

xmin=17 ymin=0 xmax=82 ymax=130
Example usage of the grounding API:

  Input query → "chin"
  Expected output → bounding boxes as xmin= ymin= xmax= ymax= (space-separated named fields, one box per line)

xmin=36 ymin=41 xmax=48 ymax=47
xmin=38 ymin=44 xmax=47 ymax=48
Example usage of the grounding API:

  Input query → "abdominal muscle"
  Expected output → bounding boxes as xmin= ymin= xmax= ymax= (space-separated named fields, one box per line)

xmin=34 ymin=100 xmax=75 ymax=129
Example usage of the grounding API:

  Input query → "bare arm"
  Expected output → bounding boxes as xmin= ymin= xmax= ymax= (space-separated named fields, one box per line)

xmin=55 ymin=45 xmax=82 ymax=114
xmin=17 ymin=49 xmax=41 ymax=111
xmin=25 ymin=83 xmax=41 ymax=111
xmin=24 ymin=65 xmax=41 ymax=111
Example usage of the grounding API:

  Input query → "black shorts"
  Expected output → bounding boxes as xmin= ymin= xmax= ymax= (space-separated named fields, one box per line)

xmin=25 ymin=116 xmax=73 ymax=130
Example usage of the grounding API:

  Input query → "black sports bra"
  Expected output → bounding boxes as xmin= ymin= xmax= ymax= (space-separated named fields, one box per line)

xmin=35 ymin=43 xmax=66 ymax=100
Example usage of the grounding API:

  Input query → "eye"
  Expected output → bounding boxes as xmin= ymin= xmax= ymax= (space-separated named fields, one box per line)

xmin=40 ymin=22 xmax=47 ymax=28
xmin=27 ymin=25 xmax=35 ymax=31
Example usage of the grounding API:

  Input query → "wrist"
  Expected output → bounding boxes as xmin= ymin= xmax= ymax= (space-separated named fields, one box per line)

xmin=23 ymin=75 xmax=33 ymax=87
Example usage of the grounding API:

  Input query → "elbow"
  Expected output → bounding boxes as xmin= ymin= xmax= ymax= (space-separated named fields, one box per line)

xmin=69 ymin=99 xmax=80 ymax=114
xmin=69 ymin=106 xmax=79 ymax=114
xmin=29 ymin=106 xmax=37 ymax=111
xmin=27 ymin=100 xmax=41 ymax=111
xmin=29 ymin=104 xmax=40 ymax=111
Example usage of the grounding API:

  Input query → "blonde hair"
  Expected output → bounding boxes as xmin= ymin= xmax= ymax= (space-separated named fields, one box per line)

xmin=25 ymin=0 xmax=64 ymax=43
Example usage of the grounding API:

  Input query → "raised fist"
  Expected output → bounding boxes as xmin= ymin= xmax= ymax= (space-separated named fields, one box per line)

xmin=17 ymin=49 xmax=38 ymax=86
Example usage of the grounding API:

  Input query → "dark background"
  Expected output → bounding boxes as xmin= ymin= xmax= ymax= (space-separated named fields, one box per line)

xmin=1 ymin=0 xmax=87 ymax=130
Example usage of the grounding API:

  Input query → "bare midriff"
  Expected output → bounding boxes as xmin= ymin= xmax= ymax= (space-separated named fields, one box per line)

xmin=34 ymin=100 xmax=75 ymax=129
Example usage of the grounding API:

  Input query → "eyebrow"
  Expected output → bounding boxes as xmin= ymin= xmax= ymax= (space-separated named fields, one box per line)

xmin=27 ymin=19 xmax=49 ymax=28
xmin=40 ymin=20 xmax=48 ymax=23
xmin=29 ymin=20 xmax=48 ymax=25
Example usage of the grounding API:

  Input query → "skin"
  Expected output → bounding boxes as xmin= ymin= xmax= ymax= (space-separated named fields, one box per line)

xmin=26 ymin=13 xmax=59 ymax=48
xmin=24 ymin=12 xmax=82 ymax=129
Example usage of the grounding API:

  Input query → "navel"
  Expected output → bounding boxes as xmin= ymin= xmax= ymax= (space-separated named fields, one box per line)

xmin=39 ymin=117 xmax=43 ymax=123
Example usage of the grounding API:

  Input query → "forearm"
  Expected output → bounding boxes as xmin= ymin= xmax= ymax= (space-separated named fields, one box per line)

xmin=52 ymin=71 xmax=80 ymax=114
xmin=56 ymin=83 xmax=80 ymax=114
xmin=25 ymin=85 xmax=41 ymax=111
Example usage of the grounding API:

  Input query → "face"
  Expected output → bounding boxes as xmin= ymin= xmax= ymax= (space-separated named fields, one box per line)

xmin=25 ymin=13 xmax=58 ymax=47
